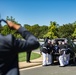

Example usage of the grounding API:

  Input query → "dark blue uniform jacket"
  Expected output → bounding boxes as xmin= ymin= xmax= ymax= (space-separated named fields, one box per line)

xmin=0 ymin=27 xmax=40 ymax=75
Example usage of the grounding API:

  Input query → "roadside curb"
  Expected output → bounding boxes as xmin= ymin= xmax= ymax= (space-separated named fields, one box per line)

xmin=19 ymin=62 xmax=42 ymax=69
xmin=19 ymin=52 xmax=42 ymax=69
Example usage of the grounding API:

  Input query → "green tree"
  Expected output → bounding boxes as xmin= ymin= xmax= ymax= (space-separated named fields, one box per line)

xmin=24 ymin=24 xmax=40 ymax=38
xmin=72 ymin=28 xmax=76 ymax=39
xmin=43 ymin=21 xmax=58 ymax=39
xmin=1 ymin=16 xmax=21 ymax=38
xmin=6 ymin=16 xmax=19 ymax=24
xmin=31 ymin=24 xmax=40 ymax=38
xmin=24 ymin=24 xmax=31 ymax=31
xmin=58 ymin=24 xmax=74 ymax=38
xmin=24 ymin=24 xmax=48 ymax=38
xmin=39 ymin=25 xmax=48 ymax=38
xmin=1 ymin=25 xmax=16 ymax=35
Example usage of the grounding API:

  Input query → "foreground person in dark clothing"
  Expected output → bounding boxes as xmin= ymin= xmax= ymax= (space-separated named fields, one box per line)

xmin=0 ymin=20 xmax=40 ymax=75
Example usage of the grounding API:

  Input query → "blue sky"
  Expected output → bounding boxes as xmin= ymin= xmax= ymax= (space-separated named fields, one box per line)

xmin=0 ymin=0 xmax=76 ymax=26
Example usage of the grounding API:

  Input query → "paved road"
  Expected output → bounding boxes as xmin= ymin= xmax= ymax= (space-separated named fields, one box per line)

xmin=20 ymin=64 xmax=76 ymax=75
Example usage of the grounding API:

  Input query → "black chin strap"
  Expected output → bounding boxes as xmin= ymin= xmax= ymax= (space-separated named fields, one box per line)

xmin=0 ymin=19 xmax=2 ymax=27
xmin=0 ymin=19 xmax=7 ymax=27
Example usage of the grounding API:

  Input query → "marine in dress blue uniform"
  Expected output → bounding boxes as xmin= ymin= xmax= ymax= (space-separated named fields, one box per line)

xmin=0 ymin=20 xmax=40 ymax=75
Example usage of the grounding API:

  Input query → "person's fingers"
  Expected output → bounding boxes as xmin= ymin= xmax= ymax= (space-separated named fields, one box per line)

xmin=6 ymin=20 xmax=14 ymax=27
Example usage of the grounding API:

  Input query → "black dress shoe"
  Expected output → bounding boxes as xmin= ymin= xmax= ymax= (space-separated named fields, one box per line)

xmin=59 ymin=65 xmax=65 ymax=67
xmin=42 ymin=65 xmax=47 ymax=67
xmin=27 ymin=61 xmax=31 ymax=63
xmin=65 ymin=64 xmax=69 ymax=66
xmin=47 ymin=64 xmax=52 ymax=66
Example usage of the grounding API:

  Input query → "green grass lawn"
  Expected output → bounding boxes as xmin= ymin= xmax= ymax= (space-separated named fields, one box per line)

xmin=18 ymin=52 xmax=41 ymax=62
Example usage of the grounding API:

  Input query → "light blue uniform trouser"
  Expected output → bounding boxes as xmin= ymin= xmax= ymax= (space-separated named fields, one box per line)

xmin=42 ymin=52 xmax=52 ymax=65
xmin=59 ymin=54 xmax=70 ymax=66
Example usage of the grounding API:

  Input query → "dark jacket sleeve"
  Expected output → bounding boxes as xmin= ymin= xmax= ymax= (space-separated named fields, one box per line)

xmin=13 ymin=27 xmax=40 ymax=52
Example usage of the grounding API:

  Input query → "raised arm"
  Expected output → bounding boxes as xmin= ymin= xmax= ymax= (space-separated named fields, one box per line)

xmin=7 ymin=20 xmax=40 ymax=52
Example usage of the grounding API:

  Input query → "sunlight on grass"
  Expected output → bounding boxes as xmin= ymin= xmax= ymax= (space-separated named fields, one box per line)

xmin=18 ymin=52 xmax=41 ymax=62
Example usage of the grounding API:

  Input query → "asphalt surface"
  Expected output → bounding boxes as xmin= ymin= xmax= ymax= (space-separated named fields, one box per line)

xmin=20 ymin=64 xmax=76 ymax=75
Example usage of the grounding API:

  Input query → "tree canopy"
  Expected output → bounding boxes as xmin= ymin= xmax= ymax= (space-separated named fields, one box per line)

xmin=0 ymin=16 xmax=76 ymax=39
